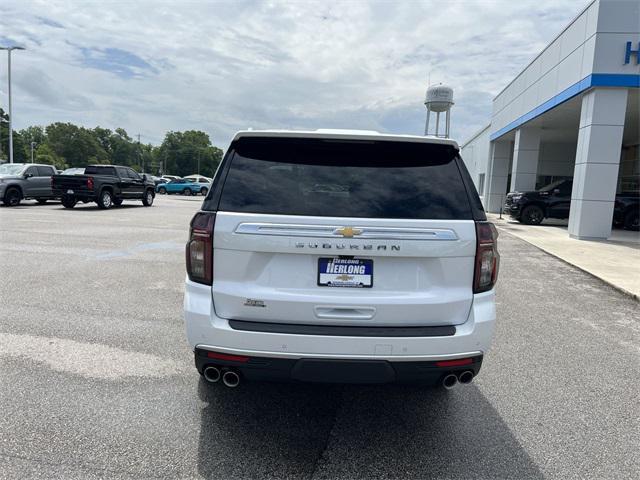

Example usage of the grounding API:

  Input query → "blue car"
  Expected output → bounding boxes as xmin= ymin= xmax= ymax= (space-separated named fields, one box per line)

xmin=156 ymin=178 xmax=210 ymax=196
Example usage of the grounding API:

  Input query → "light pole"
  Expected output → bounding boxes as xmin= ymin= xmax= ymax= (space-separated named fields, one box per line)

xmin=30 ymin=141 xmax=36 ymax=163
xmin=0 ymin=46 xmax=26 ymax=163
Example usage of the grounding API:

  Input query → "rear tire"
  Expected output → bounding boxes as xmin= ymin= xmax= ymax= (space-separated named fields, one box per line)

xmin=36 ymin=199 xmax=48 ymax=205
xmin=3 ymin=187 xmax=22 ymax=207
xmin=142 ymin=189 xmax=154 ymax=206
xmin=183 ymin=189 xmax=192 ymax=196
xmin=158 ymin=187 xmax=167 ymax=195
xmin=200 ymin=187 xmax=208 ymax=196
xmin=97 ymin=190 xmax=114 ymax=209
xmin=61 ymin=195 xmax=77 ymax=209
xmin=623 ymin=209 xmax=639 ymax=231
xmin=520 ymin=205 xmax=544 ymax=225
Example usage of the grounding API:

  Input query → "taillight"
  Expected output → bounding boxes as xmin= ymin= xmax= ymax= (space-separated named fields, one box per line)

xmin=435 ymin=358 xmax=474 ymax=367
xmin=206 ymin=351 xmax=249 ymax=363
xmin=473 ymin=221 xmax=500 ymax=293
xmin=186 ymin=212 xmax=215 ymax=285
xmin=87 ymin=177 xmax=94 ymax=190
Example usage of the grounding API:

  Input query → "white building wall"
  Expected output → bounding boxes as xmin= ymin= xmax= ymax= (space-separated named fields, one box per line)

xmin=538 ymin=143 xmax=577 ymax=177
xmin=591 ymin=0 xmax=640 ymax=75
xmin=489 ymin=0 xmax=640 ymax=140
xmin=460 ymin=125 xmax=491 ymax=198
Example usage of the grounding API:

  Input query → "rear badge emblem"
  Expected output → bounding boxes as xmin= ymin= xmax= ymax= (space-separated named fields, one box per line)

xmin=335 ymin=226 xmax=363 ymax=238
xmin=244 ymin=299 xmax=266 ymax=308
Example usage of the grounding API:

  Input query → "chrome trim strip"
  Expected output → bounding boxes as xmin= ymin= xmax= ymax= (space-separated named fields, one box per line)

xmin=195 ymin=344 xmax=482 ymax=362
xmin=234 ymin=223 xmax=458 ymax=241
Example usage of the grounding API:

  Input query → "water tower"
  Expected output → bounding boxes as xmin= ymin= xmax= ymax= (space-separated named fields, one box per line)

xmin=424 ymin=84 xmax=454 ymax=137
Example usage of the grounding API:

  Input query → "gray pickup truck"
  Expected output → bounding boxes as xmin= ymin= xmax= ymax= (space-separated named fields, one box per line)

xmin=0 ymin=163 xmax=58 ymax=206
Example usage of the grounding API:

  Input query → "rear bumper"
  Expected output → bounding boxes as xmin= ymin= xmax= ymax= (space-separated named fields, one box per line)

xmin=194 ymin=349 xmax=483 ymax=384
xmin=184 ymin=278 xmax=496 ymax=383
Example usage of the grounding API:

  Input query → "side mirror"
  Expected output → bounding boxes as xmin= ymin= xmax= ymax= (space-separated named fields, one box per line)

xmin=24 ymin=172 xmax=34 ymax=178
xmin=141 ymin=174 xmax=147 ymax=181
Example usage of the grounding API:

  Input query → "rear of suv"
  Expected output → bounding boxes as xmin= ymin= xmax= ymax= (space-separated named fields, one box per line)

xmin=184 ymin=130 xmax=499 ymax=388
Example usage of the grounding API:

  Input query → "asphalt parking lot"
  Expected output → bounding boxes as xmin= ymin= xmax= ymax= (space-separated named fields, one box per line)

xmin=0 ymin=196 xmax=638 ymax=479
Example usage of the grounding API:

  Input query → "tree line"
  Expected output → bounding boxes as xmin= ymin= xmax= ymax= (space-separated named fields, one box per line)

xmin=0 ymin=108 xmax=223 ymax=178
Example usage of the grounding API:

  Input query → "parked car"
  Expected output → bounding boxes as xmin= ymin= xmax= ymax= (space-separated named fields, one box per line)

xmin=161 ymin=175 xmax=182 ymax=182
xmin=156 ymin=178 xmax=209 ymax=196
xmin=613 ymin=194 xmax=640 ymax=230
xmin=505 ymin=179 xmax=639 ymax=229
xmin=52 ymin=165 xmax=156 ymax=209
xmin=184 ymin=129 xmax=498 ymax=389
xmin=0 ymin=163 xmax=59 ymax=206
xmin=184 ymin=175 xmax=212 ymax=184
xmin=61 ymin=167 xmax=85 ymax=175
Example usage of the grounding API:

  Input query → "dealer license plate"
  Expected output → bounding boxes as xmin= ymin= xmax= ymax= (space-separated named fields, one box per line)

xmin=318 ymin=258 xmax=373 ymax=288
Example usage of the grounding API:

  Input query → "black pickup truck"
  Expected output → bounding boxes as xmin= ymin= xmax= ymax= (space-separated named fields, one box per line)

xmin=504 ymin=179 xmax=639 ymax=230
xmin=52 ymin=165 xmax=156 ymax=209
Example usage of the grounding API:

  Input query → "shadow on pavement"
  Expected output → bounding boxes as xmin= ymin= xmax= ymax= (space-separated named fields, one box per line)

xmin=197 ymin=379 xmax=543 ymax=479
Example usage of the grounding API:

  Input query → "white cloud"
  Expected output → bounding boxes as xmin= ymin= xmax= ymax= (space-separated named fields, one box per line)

xmin=0 ymin=0 xmax=582 ymax=146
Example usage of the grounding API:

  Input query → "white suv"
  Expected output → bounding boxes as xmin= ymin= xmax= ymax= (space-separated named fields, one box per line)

xmin=184 ymin=130 xmax=499 ymax=389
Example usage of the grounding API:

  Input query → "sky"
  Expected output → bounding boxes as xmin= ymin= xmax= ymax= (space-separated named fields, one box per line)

xmin=0 ymin=0 xmax=585 ymax=147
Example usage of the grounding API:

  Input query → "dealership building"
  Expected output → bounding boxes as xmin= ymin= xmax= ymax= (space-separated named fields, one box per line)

xmin=461 ymin=0 xmax=639 ymax=239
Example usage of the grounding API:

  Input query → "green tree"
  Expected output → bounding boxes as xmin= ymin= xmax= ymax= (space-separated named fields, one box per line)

xmin=46 ymin=122 xmax=107 ymax=167
xmin=0 ymin=109 xmax=27 ymax=162
xmin=158 ymin=130 xmax=222 ymax=177
xmin=35 ymin=143 xmax=66 ymax=169
xmin=0 ymin=108 xmax=8 ymax=162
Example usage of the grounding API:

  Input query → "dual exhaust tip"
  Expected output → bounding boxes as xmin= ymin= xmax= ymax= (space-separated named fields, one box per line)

xmin=203 ymin=366 xmax=241 ymax=388
xmin=442 ymin=370 xmax=474 ymax=389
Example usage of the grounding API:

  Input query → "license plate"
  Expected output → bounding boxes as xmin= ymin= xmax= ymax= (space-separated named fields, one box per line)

xmin=66 ymin=189 xmax=74 ymax=194
xmin=318 ymin=258 xmax=373 ymax=288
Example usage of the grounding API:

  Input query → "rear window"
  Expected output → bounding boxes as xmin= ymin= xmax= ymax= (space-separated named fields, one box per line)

xmin=85 ymin=166 xmax=116 ymax=176
xmin=217 ymin=138 xmax=473 ymax=219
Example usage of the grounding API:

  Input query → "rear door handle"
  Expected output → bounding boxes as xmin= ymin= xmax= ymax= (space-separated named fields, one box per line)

xmin=314 ymin=306 xmax=376 ymax=320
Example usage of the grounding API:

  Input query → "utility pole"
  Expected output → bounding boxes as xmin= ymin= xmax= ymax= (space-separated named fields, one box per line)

xmin=30 ymin=141 xmax=35 ymax=163
xmin=0 ymin=46 xmax=26 ymax=163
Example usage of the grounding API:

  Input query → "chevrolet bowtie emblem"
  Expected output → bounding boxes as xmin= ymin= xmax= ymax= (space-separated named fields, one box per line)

xmin=335 ymin=227 xmax=363 ymax=238
xmin=335 ymin=274 xmax=354 ymax=281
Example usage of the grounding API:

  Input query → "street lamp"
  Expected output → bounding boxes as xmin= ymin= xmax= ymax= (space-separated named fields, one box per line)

xmin=30 ymin=141 xmax=36 ymax=163
xmin=0 ymin=46 xmax=26 ymax=164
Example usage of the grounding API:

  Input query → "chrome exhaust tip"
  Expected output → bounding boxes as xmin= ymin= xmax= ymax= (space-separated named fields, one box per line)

xmin=458 ymin=370 xmax=474 ymax=385
xmin=203 ymin=366 xmax=221 ymax=384
xmin=442 ymin=373 xmax=458 ymax=390
xmin=222 ymin=370 xmax=241 ymax=388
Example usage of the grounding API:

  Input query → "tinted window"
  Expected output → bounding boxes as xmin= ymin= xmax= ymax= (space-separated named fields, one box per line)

xmin=25 ymin=166 xmax=39 ymax=177
xmin=558 ymin=181 xmax=573 ymax=196
xmin=85 ymin=166 xmax=117 ymax=176
xmin=37 ymin=166 xmax=55 ymax=176
xmin=218 ymin=138 xmax=472 ymax=219
xmin=126 ymin=168 xmax=140 ymax=180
